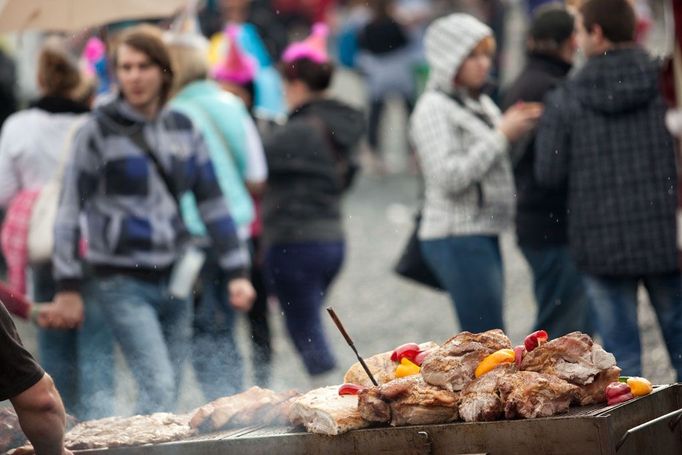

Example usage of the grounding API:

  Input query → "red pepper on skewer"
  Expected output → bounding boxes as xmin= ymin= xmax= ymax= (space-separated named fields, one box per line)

xmin=338 ymin=383 xmax=366 ymax=396
xmin=524 ymin=330 xmax=549 ymax=352
xmin=605 ymin=381 xmax=634 ymax=406
xmin=390 ymin=343 xmax=420 ymax=363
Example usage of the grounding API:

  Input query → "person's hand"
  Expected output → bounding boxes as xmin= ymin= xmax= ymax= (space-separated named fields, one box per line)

xmin=498 ymin=102 xmax=543 ymax=143
xmin=228 ymin=278 xmax=256 ymax=312
xmin=41 ymin=292 xmax=84 ymax=329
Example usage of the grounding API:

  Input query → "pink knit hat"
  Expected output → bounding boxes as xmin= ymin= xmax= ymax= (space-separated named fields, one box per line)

xmin=211 ymin=25 xmax=257 ymax=85
xmin=282 ymin=23 xmax=329 ymax=64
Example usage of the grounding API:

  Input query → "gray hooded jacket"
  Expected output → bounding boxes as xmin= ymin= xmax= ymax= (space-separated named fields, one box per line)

xmin=410 ymin=14 xmax=515 ymax=239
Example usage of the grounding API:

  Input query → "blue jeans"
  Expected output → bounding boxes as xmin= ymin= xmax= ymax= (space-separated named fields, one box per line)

xmin=520 ymin=244 xmax=592 ymax=337
xmin=584 ymin=273 xmax=682 ymax=380
xmin=420 ymin=236 xmax=504 ymax=332
xmin=91 ymin=274 xmax=192 ymax=414
xmin=266 ymin=241 xmax=344 ymax=376
xmin=192 ymin=251 xmax=243 ymax=401
xmin=34 ymin=265 xmax=114 ymax=420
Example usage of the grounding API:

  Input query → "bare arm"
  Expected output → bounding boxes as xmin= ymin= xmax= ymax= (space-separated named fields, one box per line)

xmin=10 ymin=374 xmax=70 ymax=455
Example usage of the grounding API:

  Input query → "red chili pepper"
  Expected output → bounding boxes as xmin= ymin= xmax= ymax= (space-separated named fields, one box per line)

xmin=607 ymin=392 xmax=635 ymax=406
xmin=605 ymin=381 xmax=634 ymax=405
xmin=413 ymin=349 xmax=432 ymax=366
xmin=605 ymin=382 xmax=631 ymax=399
xmin=338 ymin=383 xmax=366 ymax=396
xmin=514 ymin=345 xmax=525 ymax=367
xmin=390 ymin=343 xmax=420 ymax=362
xmin=524 ymin=330 xmax=549 ymax=352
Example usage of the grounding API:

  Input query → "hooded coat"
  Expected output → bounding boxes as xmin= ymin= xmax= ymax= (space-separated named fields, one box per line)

xmin=410 ymin=14 xmax=515 ymax=240
xmin=535 ymin=47 xmax=678 ymax=276
xmin=261 ymin=98 xmax=365 ymax=248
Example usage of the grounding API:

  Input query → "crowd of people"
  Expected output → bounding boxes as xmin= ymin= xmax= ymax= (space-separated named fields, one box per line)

xmin=1 ymin=0 xmax=682 ymax=452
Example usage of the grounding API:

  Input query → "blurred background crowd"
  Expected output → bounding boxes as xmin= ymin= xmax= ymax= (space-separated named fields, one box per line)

xmin=1 ymin=0 xmax=682 ymax=422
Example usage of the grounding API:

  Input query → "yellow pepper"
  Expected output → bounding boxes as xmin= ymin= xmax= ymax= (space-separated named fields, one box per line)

xmin=626 ymin=377 xmax=653 ymax=397
xmin=475 ymin=349 xmax=515 ymax=378
xmin=395 ymin=357 xmax=421 ymax=378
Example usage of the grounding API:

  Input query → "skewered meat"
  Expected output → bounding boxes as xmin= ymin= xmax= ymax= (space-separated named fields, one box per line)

xmin=190 ymin=387 xmax=299 ymax=432
xmin=289 ymin=386 xmax=370 ymax=435
xmin=421 ymin=329 xmax=512 ymax=391
xmin=498 ymin=371 xmax=580 ymax=419
xmin=458 ymin=365 xmax=511 ymax=422
xmin=344 ymin=342 xmax=438 ymax=387
xmin=519 ymin=332 xmax=620 ymax=404
xmin=64 ymin=413 xmax=194 ymax=450
xmin=0 ymin=408 xmax=26 ymax=453
xmin=358 ymin=375 xmax=460 ymax=426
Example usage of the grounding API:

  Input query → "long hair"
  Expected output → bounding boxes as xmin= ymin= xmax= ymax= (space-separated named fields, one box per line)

xmin=112 ymin=25 xmax=174 ymax=105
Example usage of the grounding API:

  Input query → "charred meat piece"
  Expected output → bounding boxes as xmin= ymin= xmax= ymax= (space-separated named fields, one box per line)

xmin=421 ymin=329 xmax=512 ymax=391
xmin=0 ymin=408 xmax=27 ymax=453
xmin=190 ymin=387 xmax=299 ymax=431
xmin=65 ymin=413 xmax=194 ymax=450
xmin=520 ymin=332 xmax=619 ymax=404
xmin=357 ymin=387 xmax=392 ymax=424
xmin=458 ymin=365 xmax=511 ymax=422
xmin=344 ymin=342 xmax=438 ymax=387
xmin=576 ymin=366 xmax=622 ymax=405
xmin=498 ymin=371 xmax=580 ymax=419
xmin=289 ymin=386 xmax=370 ymax=435
xmin=359 ymin=375 xmax=459 ymax=426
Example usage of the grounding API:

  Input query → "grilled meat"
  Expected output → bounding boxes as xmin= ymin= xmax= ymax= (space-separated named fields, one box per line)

xmin=0 ymin=408 xmax=26 ymax=453
xmin=458 ymin=365 xmax=512 ymax=422
xmin=344 ymin=342 xmax=438 ymax=387
xmin=289 ymin=386 xmax=370 ymax=435
xmin=576 ymin=366 xmax=622 ymax=405
xmin=520 ymin=332 xmax=619 ymax=404
xmin=421 ymin=329 xmax=512 ymax=391
xmin=358 ymin=375 xmax=459 ymax=426
xmin=65 ymin=413 xmax=194 ymax=450
xmin=190 ymin=387 xmax=299 ymax=431
xmin=498 ymin=371 xmax=580 ymax=419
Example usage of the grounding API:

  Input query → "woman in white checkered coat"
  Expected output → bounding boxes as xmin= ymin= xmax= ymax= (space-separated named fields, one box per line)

xmin=410 ymin=14 xmax=541 ymax=332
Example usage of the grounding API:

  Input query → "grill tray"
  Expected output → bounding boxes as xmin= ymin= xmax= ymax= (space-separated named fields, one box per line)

xmin=75 ymin=384 xmax=682 ymax=455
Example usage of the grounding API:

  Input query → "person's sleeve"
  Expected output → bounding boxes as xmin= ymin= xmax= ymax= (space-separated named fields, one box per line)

xmin=0 ymin=281 xmax=31 ymax=319
xmin=0 ymin=117 xmax=22 ymax=207
xmin=190 ymin=129 xmax=250 ymax=279
xmin=53 ymin=121 xmax=99 ymax=292
xmin=0 ymin=304 xmax=44 ymax=401
xmin=534 ymin=88 xmax=571 ymax=188
xmin=242 ymin=115 xmax=267 ymax=182
xmin=410 ymin=93 xmax=509 ymax=195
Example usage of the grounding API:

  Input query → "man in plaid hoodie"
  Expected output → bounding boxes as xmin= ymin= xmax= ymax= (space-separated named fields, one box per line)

xmin=535 ymin=0 xmax=682 ymax=380
xmin=50 ymin=26 xmax=255 ymax=413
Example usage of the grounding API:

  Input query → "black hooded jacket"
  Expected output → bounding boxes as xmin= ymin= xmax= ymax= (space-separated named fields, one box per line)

xmin=535 ymin=47 xmax=678 ymax=276
xmin=503 ymin=53 xmax=573 ymax=247
xmin=262 ymin=98 xmax=365 ymax=248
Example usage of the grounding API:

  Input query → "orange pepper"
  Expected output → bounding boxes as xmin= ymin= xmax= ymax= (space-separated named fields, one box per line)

xmin=395 ymin=357 xmax=421 ymax=378
xmin=475 ymin=349 xmax=515 ymax=378
xmin=626 ymin=377 xmax=653 ymax=397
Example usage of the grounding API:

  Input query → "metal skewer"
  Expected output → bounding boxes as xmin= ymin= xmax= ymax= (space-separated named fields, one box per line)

xmin=327 ymin=307 xmax=378 ymax=386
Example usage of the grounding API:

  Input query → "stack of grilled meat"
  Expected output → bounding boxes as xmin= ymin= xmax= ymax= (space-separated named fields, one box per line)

xmin=353 ymin=330 xmax=619 ymax=428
